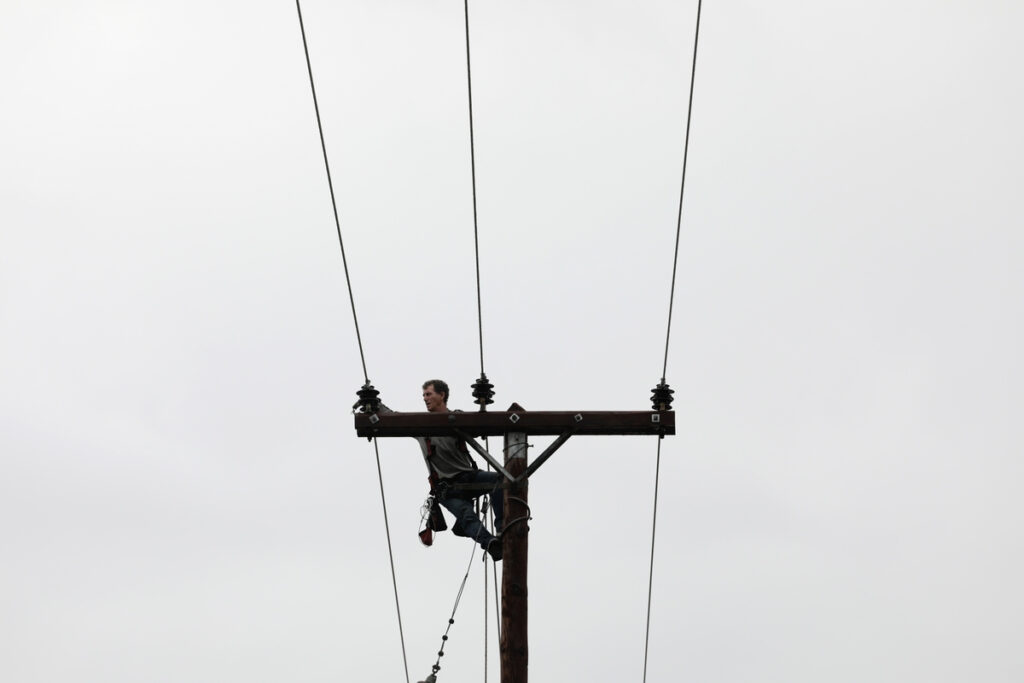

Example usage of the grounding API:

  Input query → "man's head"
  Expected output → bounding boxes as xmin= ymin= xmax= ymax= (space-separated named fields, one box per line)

xmin=422 ymin=379 xmax=450 ymax=412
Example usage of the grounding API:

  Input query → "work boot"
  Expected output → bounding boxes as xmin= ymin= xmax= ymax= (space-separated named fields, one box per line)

xmin=486 ymin=538 xmax=503 ymax=562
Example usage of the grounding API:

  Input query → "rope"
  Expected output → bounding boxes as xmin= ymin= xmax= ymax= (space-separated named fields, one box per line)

xmin=430 ymin=543 xmax=480 ymax=678
xmin=641 ymin=439 xmax=663 ymax=683
xmin=462 ymin=0 xmax=486 ymax=375
xmin=374 ymin=439 xmax=411 ymax=683
xmin=480 ymin=493 xmax=499 ymax=681
xmin=502 ymin=496 xmax=532 ymax=533
xmin=660 ymin=0 xmax=703 ymax=382
xmin=485 ymin=438 xmax=501 ymax=645
xmin=482 ymin=438 xmax=492 ymax=683
xmin=295 ymin=0 xmax=370 ymax=382
xmin=491 ymin=555 xmax=501 ymax=641
xmin=483 ymin=526 xmax=489 ymax=683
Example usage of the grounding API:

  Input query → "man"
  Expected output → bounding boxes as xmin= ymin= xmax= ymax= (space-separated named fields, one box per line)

xmin=419 ymin=379 xmax=504 ymax=562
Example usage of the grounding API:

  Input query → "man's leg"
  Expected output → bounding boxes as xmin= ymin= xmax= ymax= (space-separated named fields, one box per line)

xmin=440 ymin=494 xmax=494 ymax=549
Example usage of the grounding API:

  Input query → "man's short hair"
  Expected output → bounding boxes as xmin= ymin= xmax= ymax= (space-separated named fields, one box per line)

xmin=423 ymin=379 xmax=450 ymax=404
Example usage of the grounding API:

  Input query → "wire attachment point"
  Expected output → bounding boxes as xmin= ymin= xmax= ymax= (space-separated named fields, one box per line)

xmin=356 ymin=381 xmax=382 ymax=414
xmin=651 ymin=380 xmax=674 ymax=412
xmin=471 ymin=373 xmax=494 ymax=411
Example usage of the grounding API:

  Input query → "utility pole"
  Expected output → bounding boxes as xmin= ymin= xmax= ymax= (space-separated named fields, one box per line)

xmin=355 ymin=402 xmax=674 ymax=682
xmin=501 ymin=429 xmax=528 ymax=683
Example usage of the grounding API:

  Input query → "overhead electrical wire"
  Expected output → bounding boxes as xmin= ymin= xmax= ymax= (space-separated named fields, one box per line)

xmin=294 ymin=3 xmax=409 ymax=682
xmin=462 ymin=5 xmax=501 ymax=678
xmin=463 ymin=0 xmax=487 ymax=376
xmin=645 ymin=2 xmax=703 ymax=682
xmin=660 ymin=0 xmax=704 ymax=383
xmin=295 ymin=0 xmax=702 ymax=678
xmin=295 ymin=0 xmax=370 ymax=383
xmin=373 ymin=440 xmax=412 ymax=683
xmin=642 ymin=439 xmax=665 ymax=683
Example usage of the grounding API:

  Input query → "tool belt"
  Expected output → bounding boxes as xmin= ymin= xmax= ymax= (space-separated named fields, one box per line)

xmin=421 ymin=471 xmax=488 ymax=546
xmin=426 ymin=474 xmax=449 ymax=531
xmin=418 ymin=436 xmax=479 ymax=546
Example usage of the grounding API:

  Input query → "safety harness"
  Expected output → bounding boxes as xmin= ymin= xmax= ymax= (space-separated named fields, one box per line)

xmin=418 ymin=436 xmax=477 ymax=546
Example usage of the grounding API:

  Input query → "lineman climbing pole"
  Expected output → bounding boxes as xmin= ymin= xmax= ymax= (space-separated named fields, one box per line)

xmin=296 ymin=0 xmax=702 ymax=677
xmin=354 ymin=392 xmax=676 ymax=683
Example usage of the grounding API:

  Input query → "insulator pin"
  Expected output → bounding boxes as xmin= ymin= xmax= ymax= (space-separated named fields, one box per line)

xmin=650 ymin=380 xmax=674 ymax=411
xmin=471 ymin=373 xmax=495 ymax=411
xmin=355 ymin=381 xmax=382 ymax=414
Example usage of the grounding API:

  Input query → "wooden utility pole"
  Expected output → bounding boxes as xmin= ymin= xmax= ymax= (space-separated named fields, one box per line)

xmin=501 ymin=429 xmax=528 ymax=682
xmin=355 ymin=405 xmax=674 ymax=682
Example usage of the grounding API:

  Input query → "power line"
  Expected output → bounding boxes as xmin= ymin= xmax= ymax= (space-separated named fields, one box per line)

xmin=463 ymin=0 xmax=486 ymax=375
xmin=647 ymin=3 xmax=703 ymax=680
xmin=295 ymin=0 xmax=370 ymax=382
xmin=642 ymin=439 xmax=663 ymax=683
xmin=661 ymin=0 xmax=704 ymax=382
xmin=373 ymin=440 xmax=411 ymax=683
xmin=294 ymin=4 xmax=407 ymax=680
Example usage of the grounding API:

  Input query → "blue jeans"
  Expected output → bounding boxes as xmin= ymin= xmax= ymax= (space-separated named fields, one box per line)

xmin=439 ymin=470 xmax=504 ymax=550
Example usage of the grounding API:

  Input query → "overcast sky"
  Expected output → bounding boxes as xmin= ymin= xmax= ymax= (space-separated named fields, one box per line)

xmin=2 ymin=1 xmax=1022 ymax=682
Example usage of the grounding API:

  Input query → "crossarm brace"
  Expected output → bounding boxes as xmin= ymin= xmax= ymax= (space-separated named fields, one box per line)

xmin=517 ymin=430 xmax=575 ymax=482
xmin=453 ymin=428 xmax=516 ymax=482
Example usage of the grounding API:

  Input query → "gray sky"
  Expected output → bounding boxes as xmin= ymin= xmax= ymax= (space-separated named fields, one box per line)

xmin=2 ymin=1 xmax=1022 ymax=682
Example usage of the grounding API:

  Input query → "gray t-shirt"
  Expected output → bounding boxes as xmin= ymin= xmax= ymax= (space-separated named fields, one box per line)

xmin=417 ymin=435 xmax=476 ymax=480
xmin=376 ymin=404 xmax=477 ymax=480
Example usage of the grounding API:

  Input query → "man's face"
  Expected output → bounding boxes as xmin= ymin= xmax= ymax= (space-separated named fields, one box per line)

xmin=422 ymin=384 xmax=446 ymax=412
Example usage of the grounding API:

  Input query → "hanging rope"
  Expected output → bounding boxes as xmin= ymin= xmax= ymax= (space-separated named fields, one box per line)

xmin=645 ymin=3 xmax=703 ymax=681
xmin=295 ymin=3 xmax=408 ymax=681
xmin=295 ymin=0 xmax=370 ymax=382
xmin=488 ymin=486 xmax=501 ymax=639
xmin=483 ymin=445 xmax=501 ymax=680
xmin=482 ymin=485 xmax=502 ymax=682
xmin=491 ymin=552 xmax=501 ymax=640
xmin=483 ymin=528 xmax=489 ymax=683
xmin=463 ymin=0 xmax=486 ymax=377
xmin=427 ymin=542 xmax=480 ymax=680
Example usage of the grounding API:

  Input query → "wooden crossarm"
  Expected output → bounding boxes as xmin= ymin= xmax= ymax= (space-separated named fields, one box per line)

xmin=354 ymin=409 xmax=674 ymax=438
